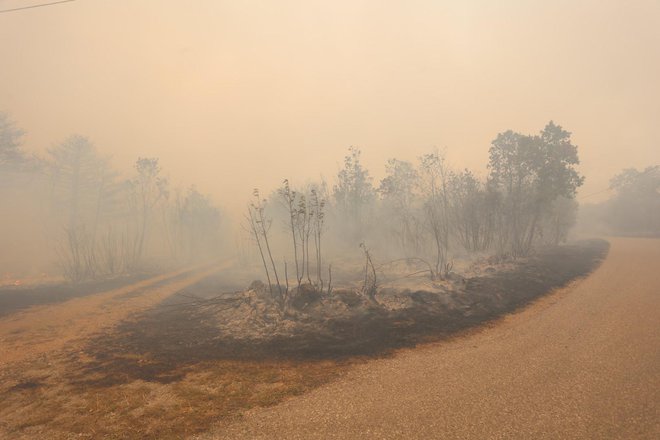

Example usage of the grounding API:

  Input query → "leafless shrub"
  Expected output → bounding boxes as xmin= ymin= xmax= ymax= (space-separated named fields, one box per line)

xmin=360 ymin=242 xmax=377 ymax=302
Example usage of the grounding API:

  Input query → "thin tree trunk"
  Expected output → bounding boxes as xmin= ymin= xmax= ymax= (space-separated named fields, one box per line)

xmin=248 ymin=210 xmax=272 ymax=295
xmin=258 ymin=208 xmax=282 ymax=297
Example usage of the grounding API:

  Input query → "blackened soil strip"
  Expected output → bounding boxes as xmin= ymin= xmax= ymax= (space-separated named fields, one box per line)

xmin=0 ymin=273 xmax=153 ymax=317
xmin=113 ymin=268 xmax=200 ymax=301
xmin=74 ymin=240 xmax=609 ymax=387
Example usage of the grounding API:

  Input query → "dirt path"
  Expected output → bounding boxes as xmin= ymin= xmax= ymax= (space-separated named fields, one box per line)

xmin=206 ymin=237 xmax=660 ymax=440
xmin=0 ymin=264 xmax=225 ymax=366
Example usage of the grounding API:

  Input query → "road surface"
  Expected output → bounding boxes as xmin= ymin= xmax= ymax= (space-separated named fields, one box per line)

xmin=208 ymin=237 xmax=660 ymax=439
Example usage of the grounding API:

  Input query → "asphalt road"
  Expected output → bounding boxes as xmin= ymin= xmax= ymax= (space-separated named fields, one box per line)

xmin=208 ymin=237 xmax=660 ymax=439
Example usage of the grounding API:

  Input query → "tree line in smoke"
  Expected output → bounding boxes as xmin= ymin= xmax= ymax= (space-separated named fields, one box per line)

xmin=0 ymin=112 xmax=223 ymax=282
xmin=581 ymin=165 xmax=660 ymax=237
xmin=245 ymin=121 xmax=585 ymax=306
xmin=8 ymin=110 xmax=650 ymax=292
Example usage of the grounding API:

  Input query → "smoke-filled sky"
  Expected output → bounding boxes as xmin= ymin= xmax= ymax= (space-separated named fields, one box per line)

xmin=1 ymin=0 xmax=659 ymax=212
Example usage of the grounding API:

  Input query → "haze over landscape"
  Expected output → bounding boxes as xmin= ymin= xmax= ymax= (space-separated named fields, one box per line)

xmin=2 ymin=0 xmax=659 ymax=211
xmin=0 ymin=1 xmax=658 ymax=439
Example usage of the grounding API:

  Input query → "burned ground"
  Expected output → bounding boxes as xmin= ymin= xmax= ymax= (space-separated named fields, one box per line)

xmin=0 ymin=240 xmax=609 ymax=439
xmin=74 ymin=239 xmax=609 ymax=387
xmin=0 ymin=273 xmax=152 ymax=317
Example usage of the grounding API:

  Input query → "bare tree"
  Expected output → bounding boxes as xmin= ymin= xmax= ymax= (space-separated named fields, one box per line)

xmin=333 ymin=146 xmax=376 ymax=244
xmin=448 ymin=169 xmax=494 ymax=252
xmin=246 ymin=189 xmax=282 ymax=301
xmin=48 ymin=135 xmax=117 ymax=281
xmin=539 ymin=196 xmax=579 ymax=245
xmin=296 ymin=193 xmax=313 ymax=284
xmin=163 ymin=186 xmax=221 ymax=263
xmin=310 ymin=187 xmax=326 ymax=289
xmin=0 ymin=112 xmax=26 ymax=183
xmin=360 ymin=242 xmax=377 ymax=302
xmin=246 ymin=196 xmax=273 ymax=296
xmin=278 ymin=179 xmax=302 ymax=287
xmin=378 ymin=158 xmax=422 ymax=255
xmin=128 ymin=157 xmax=168 ymax=267
xmin=418 ymin=150 xmax=452 ymax=279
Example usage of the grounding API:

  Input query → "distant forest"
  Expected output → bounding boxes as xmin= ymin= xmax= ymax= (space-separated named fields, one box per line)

xmin=2 ymin=111 xmax=657 ymax=286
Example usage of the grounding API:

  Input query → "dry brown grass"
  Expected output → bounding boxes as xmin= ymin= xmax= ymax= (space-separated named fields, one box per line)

xmin=0 ymin=262 xmax=347 ymax=439
xmin=0 ymin=350 xmax=346 ymax=439
xmin=0 ymin=265 xmax=218 ymax=365
xmin=1 ymin=242 xmax=608 ymax=438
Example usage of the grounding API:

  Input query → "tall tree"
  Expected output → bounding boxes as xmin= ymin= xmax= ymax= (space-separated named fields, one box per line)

xmin=540 ymin=196 xmax=579 ymax=245
xmin=0 ymin=112 xmax=28 ymax=187
xmin=333 ymin=146 xmax=375 ymax=242
xmin=488 ymin=121 xmax=583 ymax=255
xmin=418 ymin=150 xmax=452 ymax=278
xmin=246 ymin=189 xmax=282 ymax=301
xmin=606 ymin=166 xmax=660 ymax=235
xmin=0 ymin=112 xmax=25 ymax=167
xmin=448 ymin=169 xmax=494 ymax=252
xmin=128 ymin=157 xmax=168 ymax=266
xmin=48 ymin=135 xmax=117 ymax=280
xmin=310 ymin=184 xmax=327 ymax=288
xmin=164 ymin=186 xmax=222 ymax=262
xmin=278 ymin=179 xmax=302 ymax=287
xmin=378 ymin=158 xmax=420 ymax=255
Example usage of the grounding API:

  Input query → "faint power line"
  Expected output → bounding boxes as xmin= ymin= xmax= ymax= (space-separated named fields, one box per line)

xmin=578 ymin=166 xmax=659 ymax=201
xmin=0 ymin=0 xmax=76 ymax=14
xmin=578 ymin=187 xmax=614 ymax=201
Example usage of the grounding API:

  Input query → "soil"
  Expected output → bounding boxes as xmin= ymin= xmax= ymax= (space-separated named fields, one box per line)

xmin=0 ymin=273 xmax=153 ymax=317
xmin=76 ymin=239 xmax=609 ymax=387
xmin=0 ymin=241 xmax=610 ymax=439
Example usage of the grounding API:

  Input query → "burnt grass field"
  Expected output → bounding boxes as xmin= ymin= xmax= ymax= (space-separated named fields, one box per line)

xmin=0 ymin=273 xmax=153 ymax=318
xmin=78 ymin=239 xmax=609 ymax=386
